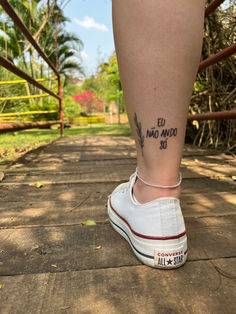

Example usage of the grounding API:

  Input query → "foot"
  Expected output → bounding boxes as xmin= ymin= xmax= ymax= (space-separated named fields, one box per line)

xmin=107 ymin=172 xmax=187 ymax=269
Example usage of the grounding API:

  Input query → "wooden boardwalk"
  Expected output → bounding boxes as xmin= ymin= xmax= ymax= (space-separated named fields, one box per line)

xmin=0 ymin=136 xmax=235 ymax=314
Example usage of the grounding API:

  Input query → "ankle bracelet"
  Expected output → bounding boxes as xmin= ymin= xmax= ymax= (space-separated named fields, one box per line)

xmin=136 ymin=168 xmax=182 ymax=189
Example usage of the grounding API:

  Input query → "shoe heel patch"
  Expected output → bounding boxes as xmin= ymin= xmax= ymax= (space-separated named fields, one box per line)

xmin=154 ymin=249 xmax=185 ymax=267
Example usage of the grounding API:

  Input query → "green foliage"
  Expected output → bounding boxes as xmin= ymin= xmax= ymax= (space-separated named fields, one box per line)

xmin=0 ymin=0 xmax=84 ymax=118
xmin=189 ymin=2 xmax=236 ymax=150
xmin=96 ymin=54 xmax=124 ymax=112
xmin=81 ymin=76 xmax=99 ymax=92
xmin=193 ymin=81 xmax=208 ymax=93
xmin=73 ymin=116 xmax=105 ymax=125
xmin=62 ymin=83 xmax=82 ymax=122
xmin=78 ymin=54 xmax=125 ymax=117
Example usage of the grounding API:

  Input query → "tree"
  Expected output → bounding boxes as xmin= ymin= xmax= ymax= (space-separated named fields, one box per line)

xmin=73 ymin=91 xmax=103 ymax=114
xmin=188 ymin=1 xmax=236 ymax=150
xmin=95 ymin=54 xmax=124 ymax=121
xmin=40 ymin=3 xmax=84 ymax=82
xmin=0 ymin=0 xmax=84 ymax=116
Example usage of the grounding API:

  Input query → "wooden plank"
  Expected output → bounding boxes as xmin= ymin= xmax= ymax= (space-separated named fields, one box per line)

xmin=54 ymin=135 xmax=135 ymax=146
xmin=1 ymin=163 xmax=235 ymax=185
xmin=183 ymin=155 xmax=236 ymax=166
xmin=0 ymin=179 xmax=235 ymax=203
xmin=42 ymin=136 xmax=227 ymax=156
xmin=0 ymin=259 xmax=235 ymax=314
xmin=4 ymin=152 xmax=234 ymax=173
xmin=3 ymin=150 xmax=235 ymax=173
xmin=3 ymin=158 xmax=137 ymax=173
xmin=13 ymin=148 xmax=231 ymax=166
xmin=1 ymin=175 xmax=235 ymax=200
xmin=1 ymin=166 xmax=135 ymax=185
xmin=11 ymin=154 xmax=135 ymax=168
xmin=6 ymin=136 xmax=232 ymax=168
xmin=181 ymin=192 xmax=236 ymax=217
xmin=0 ymin=224 xmax=140 ymax=276
xmin=38 ymin=144 xmax=136 ymax=152
xmin=0 ymin=192 xmax=235 ymax=228
xmin=1 ymin=154 xmax=236 ymax=184
xmin=2 ymin=163 xmax=236 ymax=177
xmin=0 ymin=215 xmax=235 ymax=276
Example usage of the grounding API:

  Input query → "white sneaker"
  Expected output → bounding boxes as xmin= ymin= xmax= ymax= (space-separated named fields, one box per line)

xmin=107 ymin=172 xmax=188 ymax=269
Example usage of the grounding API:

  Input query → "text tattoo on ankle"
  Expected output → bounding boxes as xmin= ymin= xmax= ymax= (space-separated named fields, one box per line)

xmin=146 ymin=117 xmax=178 ymax=150
xmin=134 ymin=113 xmax=144 ymax=152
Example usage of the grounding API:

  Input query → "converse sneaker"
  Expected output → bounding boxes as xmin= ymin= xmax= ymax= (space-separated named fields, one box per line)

xmin=107 ymin=171 xmax=188 ymax=269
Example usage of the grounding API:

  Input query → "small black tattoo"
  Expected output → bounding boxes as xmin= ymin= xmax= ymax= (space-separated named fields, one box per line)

xmin=160 ymin=138 xmax=168 ymax=150
xmin=146 ymin=128 xmax=159 ymax=139
xmin=157 ymin=118 xmax=166 ymax=127
xmin=145 ymin=117 xmax=178 ymax=151
xmin=134 ymin=112 xmax=144 ymax=151
xmin=160 ymin=128 xmax=177 ymax=137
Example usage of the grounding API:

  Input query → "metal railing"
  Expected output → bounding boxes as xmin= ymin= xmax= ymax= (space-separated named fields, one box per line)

xmin=0 ymin=0 xmax=64 ymax=135
xmin=187 ymin=0 xmax=236 ymax=122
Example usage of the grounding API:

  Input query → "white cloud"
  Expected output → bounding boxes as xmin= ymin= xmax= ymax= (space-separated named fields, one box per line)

xmin=70 ymin=49 xmax=89 ymax=60
xmin=80 ymin=51 xmax=89 ymax=59
xmin=74 ymin=16 xmax=108 ymax=32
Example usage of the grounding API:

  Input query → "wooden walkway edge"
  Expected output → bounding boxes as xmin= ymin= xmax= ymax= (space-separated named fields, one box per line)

xmin=0 ymin=136 xmax=235 ymax=314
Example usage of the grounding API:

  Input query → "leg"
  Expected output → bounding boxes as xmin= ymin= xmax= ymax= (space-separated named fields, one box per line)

xmin=112 ymin=0 xmax=205 ymax=203
xmin=108 ymin=0 xmax=205 ymax=269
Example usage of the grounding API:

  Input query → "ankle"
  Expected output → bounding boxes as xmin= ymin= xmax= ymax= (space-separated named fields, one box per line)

xmin=137 ymin=164 xmax=182 ymax=187
xmin=133 ymin=177 xmax=181 ymax=204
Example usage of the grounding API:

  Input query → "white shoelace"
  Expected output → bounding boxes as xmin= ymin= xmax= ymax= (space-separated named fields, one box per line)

xmin=135 ymin=168 xmax=182 ymax=189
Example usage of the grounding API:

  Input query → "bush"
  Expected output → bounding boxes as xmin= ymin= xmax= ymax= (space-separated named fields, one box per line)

xmin=72 ymin=116 xmax=105 ymax=126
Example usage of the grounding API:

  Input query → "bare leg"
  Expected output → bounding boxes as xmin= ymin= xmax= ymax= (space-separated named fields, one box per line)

xmin=112 ymin=0 xmax=205 ymax=203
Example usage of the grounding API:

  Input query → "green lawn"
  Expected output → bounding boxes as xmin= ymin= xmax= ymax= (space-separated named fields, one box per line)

xmin=0 ymin=123 xmax=132 ymax=162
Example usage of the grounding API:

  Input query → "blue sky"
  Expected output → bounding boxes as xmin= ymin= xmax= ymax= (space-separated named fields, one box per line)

xmin=62 ymin=0 xmax=231 ymax=78
xmin=63 ymin=0 xmax=114 ymax=77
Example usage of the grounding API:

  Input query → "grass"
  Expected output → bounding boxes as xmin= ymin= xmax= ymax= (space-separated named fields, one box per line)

xmin=0 ymin=123 xmax=132 ymax=162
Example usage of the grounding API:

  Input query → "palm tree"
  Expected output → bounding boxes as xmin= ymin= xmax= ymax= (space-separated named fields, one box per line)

xmin=0 ymin=0 xmax=84 ymax=82
xmin=0 ymin=0 xmax=84 ymax=114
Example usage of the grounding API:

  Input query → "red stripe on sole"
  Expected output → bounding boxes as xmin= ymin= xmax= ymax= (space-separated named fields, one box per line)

xmin=109 ymin=199 xmax=186 ymax=240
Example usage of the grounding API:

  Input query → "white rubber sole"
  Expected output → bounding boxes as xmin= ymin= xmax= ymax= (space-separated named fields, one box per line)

xmin=108 ymin=199 xmax=188 ymax=269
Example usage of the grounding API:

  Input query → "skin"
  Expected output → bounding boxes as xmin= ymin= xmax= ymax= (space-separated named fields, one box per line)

xmin=112 ymin=0 xmax=205 ymax=203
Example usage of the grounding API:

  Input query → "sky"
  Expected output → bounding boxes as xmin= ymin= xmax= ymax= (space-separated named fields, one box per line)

xmin=63 ymin=0 xmax=114 ymax=78
xmin=62 ymin=0 xmax=232 ymax=79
